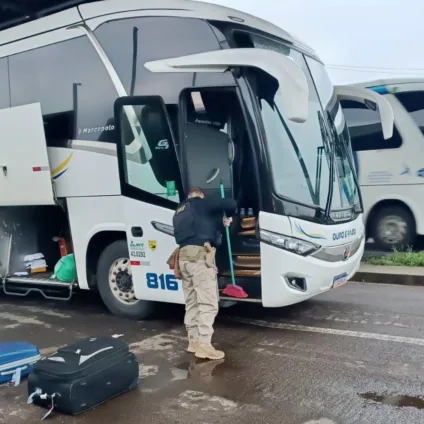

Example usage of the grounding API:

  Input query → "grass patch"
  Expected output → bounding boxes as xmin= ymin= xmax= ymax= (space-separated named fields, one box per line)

xmin=366 ymin=247 xmax=424 ymax=267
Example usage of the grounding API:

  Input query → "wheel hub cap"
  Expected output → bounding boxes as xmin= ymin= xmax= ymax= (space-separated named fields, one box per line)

xmin=108 ymin=258 xmax=137 ymax=304
xmin=377 ymin=215 xmax=407 ymax=245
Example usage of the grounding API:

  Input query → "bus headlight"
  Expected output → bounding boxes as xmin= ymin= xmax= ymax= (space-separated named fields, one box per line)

xmin=259 ymin=229 xmax=320 ymax=256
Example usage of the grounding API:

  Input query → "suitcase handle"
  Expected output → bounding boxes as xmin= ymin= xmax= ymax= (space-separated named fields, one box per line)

xmin=3 ymin=366 xmax=27 ymax=386
xmin=41 ymin=393 xmax=60 ymax=421
xmin=28 ymin=389 xmax=60 ymax=421
xmin=27 ymin=388 xmax=42 ymax=404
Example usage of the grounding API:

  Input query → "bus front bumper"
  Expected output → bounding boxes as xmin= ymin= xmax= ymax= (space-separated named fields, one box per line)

xmin=260 ymin=238 xmax=365 ymax=307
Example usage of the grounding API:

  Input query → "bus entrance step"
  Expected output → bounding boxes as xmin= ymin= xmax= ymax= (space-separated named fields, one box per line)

xmin=220 ymin=269 xmax=261 ymax=277
xmin=232 ymin=255 xmax=261 ymax=269
xmin=219 ymin=294 xmax=262 ymax=303
xmin=2 ymin=273 xmax=75 ymax=301
xmin=218 ymin=273 xmax=261 ymax=300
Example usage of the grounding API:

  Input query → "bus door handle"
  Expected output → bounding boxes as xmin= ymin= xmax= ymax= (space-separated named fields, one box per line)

xmin=131 ymin=227 xmax=143 ymax=237
xmin=206 ymin=168 xmax=220 ymax=184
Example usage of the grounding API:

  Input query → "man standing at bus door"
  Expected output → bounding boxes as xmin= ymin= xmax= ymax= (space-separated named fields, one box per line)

xmin=172 ymin=187 xmax=237 ymax=360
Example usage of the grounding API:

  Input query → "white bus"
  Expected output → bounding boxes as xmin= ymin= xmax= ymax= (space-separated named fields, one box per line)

xmin=341 ymin=78 xmax=424 ymax=251
xmin=0 ymin=0 xmax=393 ymax=319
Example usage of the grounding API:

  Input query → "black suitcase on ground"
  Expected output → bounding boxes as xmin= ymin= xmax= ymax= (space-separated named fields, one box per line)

xmin=27 ymin=336 xmax=139 ymax=416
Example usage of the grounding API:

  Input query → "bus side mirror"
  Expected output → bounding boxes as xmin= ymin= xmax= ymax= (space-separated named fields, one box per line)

xmin=270 ymin=54 xmax=309 ymax=124
xmin=335 ymin=85 xmax=394 ymax=139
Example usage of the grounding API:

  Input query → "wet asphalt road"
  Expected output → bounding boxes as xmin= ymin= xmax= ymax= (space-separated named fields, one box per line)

xmin=2 ymin=282 xmax=424 ymax=424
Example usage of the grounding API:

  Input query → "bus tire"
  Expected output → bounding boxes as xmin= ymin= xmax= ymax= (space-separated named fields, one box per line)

xmin=372 ymin=205 xmax=415 ymax=251
xmin=96 ymin=240 xmax=154 ymax=320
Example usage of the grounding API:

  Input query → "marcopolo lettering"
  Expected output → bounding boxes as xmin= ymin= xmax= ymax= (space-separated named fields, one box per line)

xmin=78 ymin=125 xmax=115 ymax=135
xmin=332 ymin=228 xmax=356 ymax=241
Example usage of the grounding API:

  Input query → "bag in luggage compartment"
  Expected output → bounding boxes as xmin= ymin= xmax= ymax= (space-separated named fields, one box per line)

xmin=27 ymin=336 xmax=139 ymax=417
xmin=0 ymin=342 xmax=40 ymax=386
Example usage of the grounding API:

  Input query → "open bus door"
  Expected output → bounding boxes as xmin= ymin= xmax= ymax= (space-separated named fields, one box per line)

xmin=113 ymin=48 xmax=310 ymax=304
xmin=0 ymin=103 xmax=55 ymax=206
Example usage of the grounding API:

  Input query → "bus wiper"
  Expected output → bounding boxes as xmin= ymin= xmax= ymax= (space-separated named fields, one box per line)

xmin=130 ymin=26 xmax=139 ymax=96
xmin=326 ymin=110 xmax=362 ymax=212
xmin=315 ymin=109 xmax=331 ymax=204
xmin=317 ymin=111 xmax=335 ymax=220
xmin=315 ymin=146 xmax=323 ymax=201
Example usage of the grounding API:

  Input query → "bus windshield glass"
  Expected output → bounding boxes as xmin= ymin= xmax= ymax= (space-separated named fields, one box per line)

xmin=249 ymin=33 xmax=358 ymax=215
xmin=329 ymin=97 xmax=361 ymax=213
xmin=305 ymin=56 xmax=360 ymax=213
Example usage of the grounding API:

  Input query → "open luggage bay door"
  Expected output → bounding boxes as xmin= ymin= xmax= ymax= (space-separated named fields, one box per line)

xmin=0 ymin=103 xmax=55 ymax=206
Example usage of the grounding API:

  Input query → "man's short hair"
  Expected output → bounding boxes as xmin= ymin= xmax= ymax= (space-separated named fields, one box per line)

xmin=187 ymin=187 xmax=205 ymax=198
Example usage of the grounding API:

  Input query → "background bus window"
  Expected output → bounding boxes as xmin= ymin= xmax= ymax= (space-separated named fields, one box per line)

xmin=394 ymin=91 xmax=424 ymax=135
xmin=341 ymin=99 xmax=403 ymax=151
xmin=0 ymin=58 xmax=10 ymax=110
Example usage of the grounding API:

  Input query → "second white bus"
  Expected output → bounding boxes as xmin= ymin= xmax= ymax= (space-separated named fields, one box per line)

xmin=342 ymin=78 xmax=424 ymax=251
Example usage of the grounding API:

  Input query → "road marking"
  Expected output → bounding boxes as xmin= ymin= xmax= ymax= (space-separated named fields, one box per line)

xmin=351 ymin=281 xmax=424 ymax=288
xmin=229 ymin=317 xmax=424 ymax=347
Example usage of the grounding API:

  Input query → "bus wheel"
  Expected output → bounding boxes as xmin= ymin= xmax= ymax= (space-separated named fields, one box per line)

xmin=96 ymin=240 xmax=154 ymax=320
xmin=372 ymin=205 xmax=415 ymax=251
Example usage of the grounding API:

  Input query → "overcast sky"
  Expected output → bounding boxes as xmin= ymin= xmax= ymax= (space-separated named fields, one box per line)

xmin=198 ymin=0 xmax=424 ymax=84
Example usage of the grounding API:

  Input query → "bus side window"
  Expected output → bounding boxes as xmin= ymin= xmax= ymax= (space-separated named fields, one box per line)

xmin=394 ymin=91 xmax=424 ymax=136
xmin=340 ymin=99 xmax=403 ymax=152
xmin=8 ymin=35 xmax=117 ymax=145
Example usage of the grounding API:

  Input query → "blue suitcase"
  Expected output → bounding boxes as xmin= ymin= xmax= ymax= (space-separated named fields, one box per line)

xmin=0 ymin=342 xmax=40 ymax=386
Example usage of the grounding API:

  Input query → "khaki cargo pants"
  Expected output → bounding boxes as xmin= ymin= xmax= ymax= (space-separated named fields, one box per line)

xmin=179 ymin=243 xmax=219 ymax=345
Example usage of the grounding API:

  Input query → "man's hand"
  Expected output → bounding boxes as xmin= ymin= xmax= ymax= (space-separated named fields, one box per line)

xmin=223 ymin=217 xmax=233 ymax=227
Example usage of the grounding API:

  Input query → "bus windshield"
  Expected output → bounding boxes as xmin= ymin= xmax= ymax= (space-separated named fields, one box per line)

xmin=305 ymin=56 xmax=360 ymax=214
xmin=250 ymin=33 xmax=359 ymax=217
xmin=330 ymin=99 xmax=361 ymax=214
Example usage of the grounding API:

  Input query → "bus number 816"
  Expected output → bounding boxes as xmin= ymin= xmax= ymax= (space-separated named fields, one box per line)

xmin=146 ymin=273 xmax=178 ymax=291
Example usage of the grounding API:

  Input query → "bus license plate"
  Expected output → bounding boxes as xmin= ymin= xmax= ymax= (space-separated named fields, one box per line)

xmin=333 ymin=272 xmax=348 ymax=288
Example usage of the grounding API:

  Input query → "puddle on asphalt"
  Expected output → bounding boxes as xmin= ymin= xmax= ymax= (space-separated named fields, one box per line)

xmin=171 ymin=358 xmax=233 ymax=382
xmin=360 ymin=392 xmax=424 ymax=409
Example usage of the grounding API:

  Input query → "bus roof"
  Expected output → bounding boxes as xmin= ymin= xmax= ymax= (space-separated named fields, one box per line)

xmin=346 ymin=77 xmax=424 ymax=88
xmin=0 ymin=0 xmax=320 ymax=61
